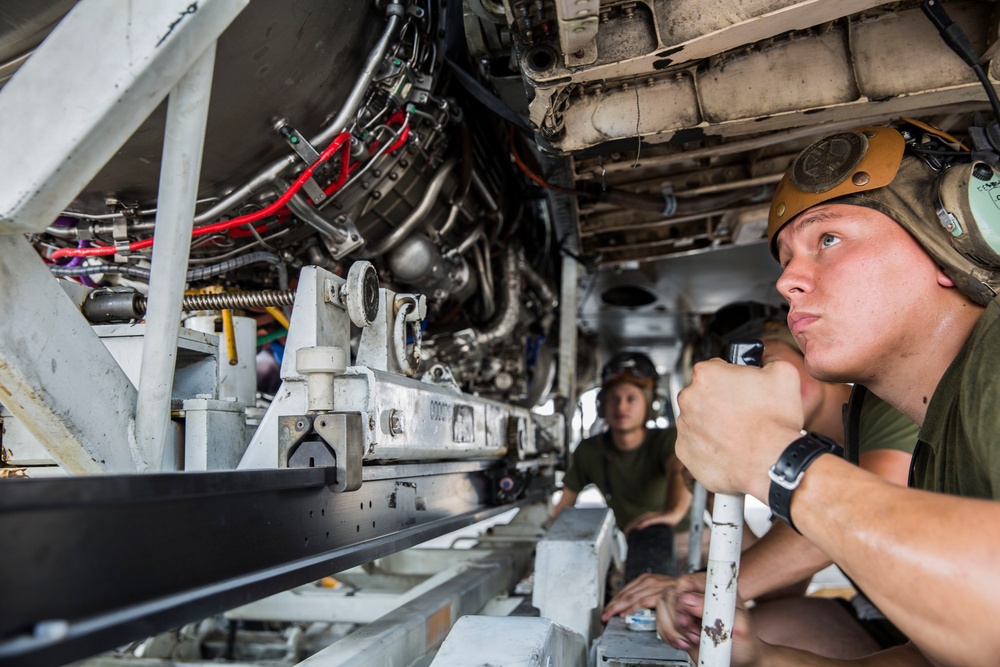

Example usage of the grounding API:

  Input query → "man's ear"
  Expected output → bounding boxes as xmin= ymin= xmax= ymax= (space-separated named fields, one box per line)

xmin=937 ymin=267 xmax=956 ymax=288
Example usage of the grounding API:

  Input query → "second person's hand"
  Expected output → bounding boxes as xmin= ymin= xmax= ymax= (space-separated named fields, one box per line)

xmin=602 ymin=572 xmax=696 ymax=622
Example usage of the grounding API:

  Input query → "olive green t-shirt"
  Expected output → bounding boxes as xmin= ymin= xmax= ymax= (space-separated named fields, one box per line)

xmin=858 ymin=391 xmax=919 ymax=457
xmin=912 ymin=298 xmax=1000 ymax=499
xmin=562 ymin=428 xmax=677 ymax=530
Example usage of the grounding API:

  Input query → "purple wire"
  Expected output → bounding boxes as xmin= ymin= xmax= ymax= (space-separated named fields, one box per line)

xmin=69 ymin=239 xmax=97 ymax=287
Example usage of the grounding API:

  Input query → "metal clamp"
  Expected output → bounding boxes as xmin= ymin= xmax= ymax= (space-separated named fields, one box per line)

xmin=278 ymin=413 xmax=363 ymax=492
xmin=393 ymin=294 xmax=426 ymax=376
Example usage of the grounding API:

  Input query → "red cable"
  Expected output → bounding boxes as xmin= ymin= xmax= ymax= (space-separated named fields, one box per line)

xmin=322 ymin=139 xmax=355 ymax=196
xmin=51 ymin=132 xmax=353 ymax=260
xmin=50 ymin=119 xmax=411 ymax=261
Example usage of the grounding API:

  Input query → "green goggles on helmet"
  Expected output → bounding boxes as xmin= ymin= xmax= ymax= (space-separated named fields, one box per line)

xmin=767 ymin=120 xmax=1000 ymax=306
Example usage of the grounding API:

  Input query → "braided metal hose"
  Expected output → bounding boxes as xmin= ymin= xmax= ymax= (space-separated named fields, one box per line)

xmin=158 ymin=290 xmax=295 ymax=311
xmin=83 ymin=288 xmax=295 ymax=323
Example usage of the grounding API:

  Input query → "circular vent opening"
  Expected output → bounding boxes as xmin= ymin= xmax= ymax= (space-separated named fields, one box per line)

xmin=600 ymin=285 xmax=656 ymax=307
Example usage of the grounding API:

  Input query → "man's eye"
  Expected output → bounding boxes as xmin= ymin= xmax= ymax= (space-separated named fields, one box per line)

xmin=820 ymin=234 xmax=840 ymax=248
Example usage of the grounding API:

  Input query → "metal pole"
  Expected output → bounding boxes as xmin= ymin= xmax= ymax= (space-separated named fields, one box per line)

xmin=698 ymin=340 xmax=762 ymax=666
xmin=686 ymin=481 xmax=708 ymax=572
xmin=699 ymin=493 xmax=745 ymax=666
xmin=133 ymin=44 xmax=217 ymax=471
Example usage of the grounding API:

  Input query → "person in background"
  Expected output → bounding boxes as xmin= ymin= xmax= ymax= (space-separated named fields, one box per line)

xmin=605 ymin=302 xmax=918 ymax=659
xmin=550 ymin=351 xmax=691 ymax=582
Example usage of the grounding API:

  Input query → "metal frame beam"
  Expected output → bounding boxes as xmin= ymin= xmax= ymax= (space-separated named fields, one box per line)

xmin=0 ymin=234 xmax=138 ymax=474
xmin=0 ymin=462 xmax=549 ymax=667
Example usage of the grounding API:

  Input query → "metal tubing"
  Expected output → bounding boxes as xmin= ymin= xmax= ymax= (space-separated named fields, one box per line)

xmin=475 ymin=245 xmax=524 ymax=346
xmin=133 ymin=44 xmax=217 ymax=471
xmin=191 ymin=0 xmax=404 ymax=225
xmin=472 ymin=241 xmax=496 ymax=320
xmin=367 ymin=157 xmax=459 ymax=256
xmin=522 ymin=260 xmax=558 ymax=312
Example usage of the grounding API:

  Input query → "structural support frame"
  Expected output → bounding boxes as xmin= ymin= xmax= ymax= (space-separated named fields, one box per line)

xmin=0 ymin=462 xmax=549 ymax=667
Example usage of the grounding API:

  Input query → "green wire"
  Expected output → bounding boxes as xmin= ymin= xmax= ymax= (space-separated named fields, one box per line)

xmin=257 ymin=328 xmax=288 ymax=346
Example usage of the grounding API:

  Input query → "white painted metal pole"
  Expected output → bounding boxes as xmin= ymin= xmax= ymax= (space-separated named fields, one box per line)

xmin=556 ymin=254 xmax=578 ymax=402
xmin=699 ymin=493 xmax=745 ymax=666
xmin=698 ymin=340 xmax=762 ymax=666
xmin=133 ymin=44 xmax=217 ymax=471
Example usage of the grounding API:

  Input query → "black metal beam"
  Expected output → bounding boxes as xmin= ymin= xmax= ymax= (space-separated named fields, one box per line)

xmin=0 ymin=462 xmax=548 ymax=667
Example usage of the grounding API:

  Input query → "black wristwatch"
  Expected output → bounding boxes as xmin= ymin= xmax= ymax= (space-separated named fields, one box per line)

xmin=767 ymin=432 xmax=844 ymax=533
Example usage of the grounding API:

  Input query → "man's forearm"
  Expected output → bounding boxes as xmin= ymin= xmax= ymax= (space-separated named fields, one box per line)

xmin=790 ymin=456 xmax=1000 ymax=667
xmin=737 ymin=520 xmax=832 ymax=601
xmin=664 ymin=458 xmax=693 ymax=522
xmin=757 ymin=642 xmax=932 ymax=667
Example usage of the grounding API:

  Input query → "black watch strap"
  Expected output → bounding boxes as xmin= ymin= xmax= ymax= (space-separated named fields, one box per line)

xmin=768 ymin=432 xmax=843 ymax=533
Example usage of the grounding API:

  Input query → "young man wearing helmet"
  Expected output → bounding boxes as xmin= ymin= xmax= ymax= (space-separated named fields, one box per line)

xmin=604 ymin=305 xmax=918 ymax=658
xmin=659 ymin=121 xmax=1000 ymax=667
xmin=550 ymin=351 xmax=691 ymax=582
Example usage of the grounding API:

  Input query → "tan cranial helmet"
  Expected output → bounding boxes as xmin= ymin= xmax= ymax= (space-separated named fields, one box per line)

xmin=767 ymin=122 xmax=1000 ymax=306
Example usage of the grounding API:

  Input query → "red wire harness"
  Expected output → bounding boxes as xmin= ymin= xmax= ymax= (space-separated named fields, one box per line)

xmin=50 ymin=124 xmax=411 ymax=260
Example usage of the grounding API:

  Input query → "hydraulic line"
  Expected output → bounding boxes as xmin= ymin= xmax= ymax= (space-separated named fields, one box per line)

xmin=221 ymin=309 xmax=239 ymax=365
xmin=48 ymin=116 xmax=410 ymax=261
xmin=475 ymin=245 xmax=524 ymax=347
xmin=50 ymin=251 xmax=284 ymax=282
xmin=164 ymin=290 xmax=295 ymax=311
xmin=80 ymin=287 xmax=295 ymax=324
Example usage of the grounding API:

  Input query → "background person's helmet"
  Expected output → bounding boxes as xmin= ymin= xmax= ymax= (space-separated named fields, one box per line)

xmin=596 ymin=351 xmax=658 ymax=420
xmin=703 ymin=301 xmax=798 ymax=362
xmin=767 ymin=120 xmax=1000 ymax=306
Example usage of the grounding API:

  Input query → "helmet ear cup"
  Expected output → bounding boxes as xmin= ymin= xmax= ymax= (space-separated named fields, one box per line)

xmin=595 ymin=389 xmax=605 ymax=419
xmin=938 ymin=162 xmax=1000 ymax=267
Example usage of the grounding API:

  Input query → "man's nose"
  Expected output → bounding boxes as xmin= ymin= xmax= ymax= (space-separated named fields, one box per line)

xmin=776 ymin=255 xmax=812 ymax=298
